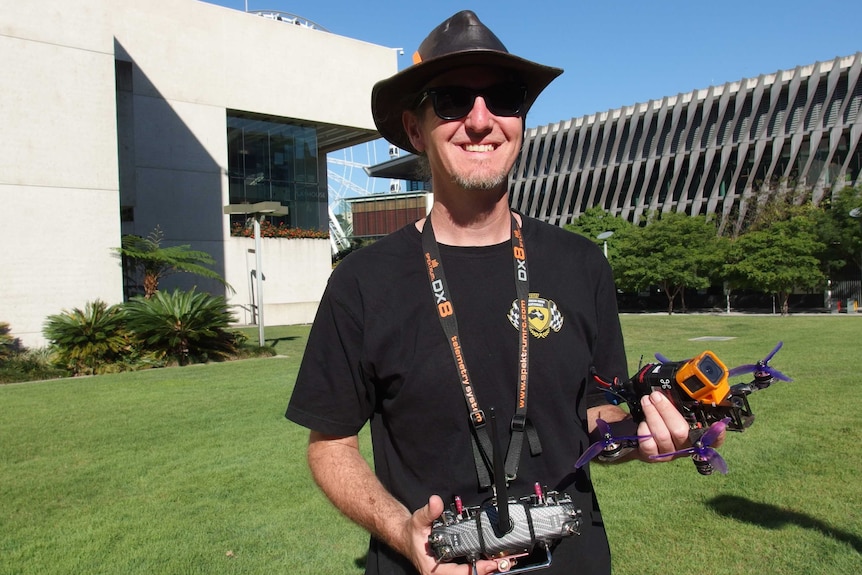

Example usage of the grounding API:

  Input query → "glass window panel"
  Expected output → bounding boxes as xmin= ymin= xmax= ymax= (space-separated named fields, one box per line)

xmin=226 ymin=112 xmax=325 ymax=231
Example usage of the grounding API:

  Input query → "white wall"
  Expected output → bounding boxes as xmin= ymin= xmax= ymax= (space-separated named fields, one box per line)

xmin=224 ymin=237 xmax=331 ymax=327
xmin=0 ymin=0 xmax=396 ymax=348
xmin=0 ymin=3 xmax=123 ymax=348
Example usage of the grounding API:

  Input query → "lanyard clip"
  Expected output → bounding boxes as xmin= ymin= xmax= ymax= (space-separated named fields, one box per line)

xmin=511 ymin=413 xmax=527 ymax=431
xmin=471 ymin=410 xmax=486 ymax=427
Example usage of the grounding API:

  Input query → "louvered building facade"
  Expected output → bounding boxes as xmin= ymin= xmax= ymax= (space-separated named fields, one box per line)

xmin=510 ymin=53 xmax=862 ymax=233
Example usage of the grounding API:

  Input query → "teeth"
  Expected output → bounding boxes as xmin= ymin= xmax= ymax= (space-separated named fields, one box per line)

xmin=464 ymin=144 xmax=494 ymax=152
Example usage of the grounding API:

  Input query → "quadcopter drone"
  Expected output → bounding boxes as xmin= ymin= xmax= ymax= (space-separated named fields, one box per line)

xmin=579 ymin=342 xmax=791 ymax=474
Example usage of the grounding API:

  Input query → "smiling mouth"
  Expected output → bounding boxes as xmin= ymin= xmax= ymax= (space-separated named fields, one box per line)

xmin=463 ymin=143 xmax=496 ymax=152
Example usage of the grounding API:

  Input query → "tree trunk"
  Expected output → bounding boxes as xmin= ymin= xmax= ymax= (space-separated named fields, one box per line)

xmin=143 ymin=273 xmax=159 ymax=299
xmin=780 ymin=291 xmax=790 ymax=316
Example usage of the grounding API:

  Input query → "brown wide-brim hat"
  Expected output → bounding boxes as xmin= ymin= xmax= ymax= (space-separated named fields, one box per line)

xmin=371 ymin=10 xmax=563 ymax=155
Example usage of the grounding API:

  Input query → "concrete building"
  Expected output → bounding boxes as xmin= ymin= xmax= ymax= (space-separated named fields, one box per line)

xmin=0 ymin=0 xmax=396 ymax=347
xmin=511 ymin=53 xmax=862 ymax=233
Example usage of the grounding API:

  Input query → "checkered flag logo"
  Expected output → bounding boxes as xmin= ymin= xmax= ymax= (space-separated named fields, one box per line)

xmin=507 ymin=294 xmax=563 ymax=338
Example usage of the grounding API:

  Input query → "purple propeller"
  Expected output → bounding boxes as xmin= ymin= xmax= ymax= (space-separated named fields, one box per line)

xmin=649 ymin=417 xmax=730 ymax=474
xmin=575 ymin=419 xmax=652 ymax=469
xmin=727 ymin=341 xmax=792 ymax=382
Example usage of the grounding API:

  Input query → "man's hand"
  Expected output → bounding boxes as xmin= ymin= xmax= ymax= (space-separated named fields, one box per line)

xmin=635 ymin=391 xmax=725 ymax=460
xmin=308 ymin=433 xmax=499 ymax=575
xmin=405 ymin=495 xmax=499 ymax=575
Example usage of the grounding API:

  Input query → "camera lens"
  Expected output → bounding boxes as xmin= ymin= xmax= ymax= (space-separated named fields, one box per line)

xmin=697 ymin=355 xmax=724 ymax=384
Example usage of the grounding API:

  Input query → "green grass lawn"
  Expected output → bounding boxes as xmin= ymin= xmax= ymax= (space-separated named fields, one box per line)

xmin=1 ymin=317 xmax=860 ymax=574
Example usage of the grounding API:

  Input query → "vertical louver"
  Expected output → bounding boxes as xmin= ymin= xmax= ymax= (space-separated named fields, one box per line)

xmin=512 ymin=53 xmax=862 ymax=232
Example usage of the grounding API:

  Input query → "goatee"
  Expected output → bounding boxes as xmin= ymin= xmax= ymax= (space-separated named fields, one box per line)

xmin=452 ymin=171 xmax=507 ymax=191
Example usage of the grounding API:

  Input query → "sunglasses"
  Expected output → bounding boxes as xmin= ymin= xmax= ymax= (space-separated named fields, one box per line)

xmin=415 ymin=82 xmax=527 ymax=120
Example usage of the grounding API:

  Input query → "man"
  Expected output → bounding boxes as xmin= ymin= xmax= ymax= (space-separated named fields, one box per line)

xmin=286 ymin=11 xmax=695 ymax=575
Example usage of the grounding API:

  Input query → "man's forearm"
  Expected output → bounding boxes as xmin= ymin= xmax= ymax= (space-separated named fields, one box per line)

xmin=306 ymin=431 xmax=413 ymax=557
xmin=586 ymin=404 xmax=630 ymax=432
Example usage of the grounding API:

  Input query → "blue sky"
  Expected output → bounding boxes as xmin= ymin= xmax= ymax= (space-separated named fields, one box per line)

xmin=204 ymin=0 xmax=859 ymax=129
xmin=203 ymin=1 xmax=859 ymax=196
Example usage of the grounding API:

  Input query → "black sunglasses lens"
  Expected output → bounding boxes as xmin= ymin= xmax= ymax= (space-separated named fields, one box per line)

xmin=485 ymin=84 xmax=526 ymax=116
xmin=430 ymin=84 xmax=526 ymax=119
xmin=432 ymin=87 xmax=474 ymax=119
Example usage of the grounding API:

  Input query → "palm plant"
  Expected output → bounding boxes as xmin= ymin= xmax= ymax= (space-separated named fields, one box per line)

xmin=43 ymin=300 xmax=131 ymax=375
xmin=123 ymin=288 xmax=238 ymax=366
xmin=117 ymin=226 xmax=232 ymax=298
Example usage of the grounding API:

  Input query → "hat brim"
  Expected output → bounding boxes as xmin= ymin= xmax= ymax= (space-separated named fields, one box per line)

xmin=372 ymin=50 xmax=563 ymax=155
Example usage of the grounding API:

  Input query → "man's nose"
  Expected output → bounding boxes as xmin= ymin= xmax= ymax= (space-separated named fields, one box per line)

xmin=463 ymin=95 xmax=493 ymax=130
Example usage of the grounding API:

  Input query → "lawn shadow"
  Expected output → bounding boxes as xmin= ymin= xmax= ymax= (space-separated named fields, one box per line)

xmin=708 ymin=494 xmax=862 ymax=553
xmin=265 ymin=336 xmax=300 ymax=348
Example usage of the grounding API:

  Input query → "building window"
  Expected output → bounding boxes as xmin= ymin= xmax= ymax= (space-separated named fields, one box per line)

xmin=226 ymin=111 xmax=326 ymax=231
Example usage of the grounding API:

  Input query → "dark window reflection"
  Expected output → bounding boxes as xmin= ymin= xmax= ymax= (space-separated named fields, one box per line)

xmin=226 ymin=112 xmax=325 ymax=232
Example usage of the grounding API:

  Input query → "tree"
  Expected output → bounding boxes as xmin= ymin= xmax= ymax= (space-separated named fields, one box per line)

xmin=614 ymin=212 xmax=724 ymax=314
xmin=564 ymin=206 xmax=632 ymax=243
xmin=564 ymin=206 xmax=635 ymax=268
xmin=814 ymin=185 xmax=862 ymax=273
xmin=116 ymin=226 xmax=232 ymax=298
xmin=724 ymin=215 xmax=825 ymax=315
xmin=726 ymin=177 xmax=808 ymax=238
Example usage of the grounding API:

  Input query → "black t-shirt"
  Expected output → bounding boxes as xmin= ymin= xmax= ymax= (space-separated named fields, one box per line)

xmin=286 ymin=215 xmax=627 ymax=575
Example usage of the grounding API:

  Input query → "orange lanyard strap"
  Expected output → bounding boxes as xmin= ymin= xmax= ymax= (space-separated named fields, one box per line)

xmin=421 ymin=214 xmax=541 ymax=487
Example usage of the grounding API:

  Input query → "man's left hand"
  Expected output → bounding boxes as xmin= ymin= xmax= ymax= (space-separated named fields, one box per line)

xmin=635 ymin=391 xmax=722 ymax=460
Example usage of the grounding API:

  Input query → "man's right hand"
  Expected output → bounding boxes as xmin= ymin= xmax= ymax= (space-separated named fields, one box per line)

xmin=405 ymin=495 xmax=499 ymax=575
xmin=307 ymin=433 xmax=499 ymax=574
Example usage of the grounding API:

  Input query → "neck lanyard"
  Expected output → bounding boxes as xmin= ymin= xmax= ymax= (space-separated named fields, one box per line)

xmin=421 ymin=214 xmax=541 ymax=487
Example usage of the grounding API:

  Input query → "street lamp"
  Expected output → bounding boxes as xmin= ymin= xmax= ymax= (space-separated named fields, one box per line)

xmin=223 ymin=201 xmax=289 ymax=346
xmin=850 ymin=207 xmax=862 ymax=312
xmin=597 ymin=231 xmax=614 ymax=258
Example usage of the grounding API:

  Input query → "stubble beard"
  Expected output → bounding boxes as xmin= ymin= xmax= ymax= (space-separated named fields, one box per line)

xmin=452 ymin=170 xmax=507 ymax=191
xmin=416 ymin=154 xmax=510 ymax=192
xmin=451 ymin=160 xmax=509 ymax=191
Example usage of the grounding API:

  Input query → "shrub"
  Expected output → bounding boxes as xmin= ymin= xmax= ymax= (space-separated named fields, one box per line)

xmin=0 ymin=322 xmax=19 ymax=362
xmin=230 ymin=220 xmax=329 ymax=239
xmin=123 ymin=289 xmax=239 ymax=366
xmin=0 ymin=348 xmax=68 ymax=384
xmin=43 ymin=301 xmax=132 ymax=376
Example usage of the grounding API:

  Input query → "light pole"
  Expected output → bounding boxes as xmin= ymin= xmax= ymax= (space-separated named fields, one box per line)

xmin=223 ymin=201 xmax=289 ymax=346
xmin=597 ymin=231 xmax=614 ymax=258
xmin=851 ymin=207 xmax=862 ymax=312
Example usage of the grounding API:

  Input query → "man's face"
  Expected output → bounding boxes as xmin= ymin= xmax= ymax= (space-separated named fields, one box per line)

xmin=403 ymin=66 xmax=524 ymax=192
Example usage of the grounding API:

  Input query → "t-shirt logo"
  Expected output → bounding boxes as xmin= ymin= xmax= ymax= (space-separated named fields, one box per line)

xmin=508 ymin=293 xmax=564 ymax=338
